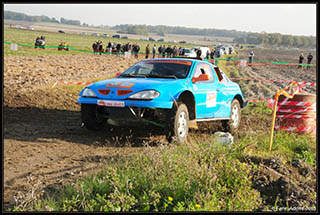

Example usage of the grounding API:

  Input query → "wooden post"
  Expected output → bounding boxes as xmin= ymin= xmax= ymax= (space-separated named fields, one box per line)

xmin=269 ymin=91 xmax=279 ymax=152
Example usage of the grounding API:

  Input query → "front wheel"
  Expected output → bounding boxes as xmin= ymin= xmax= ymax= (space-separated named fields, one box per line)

xmin=167 ymin=103 xmax=189 ymax=144
xmin=81 ymin=104 xmax=107 ymax=130
xmin=222 ymin=99 xmax=241 ymax=134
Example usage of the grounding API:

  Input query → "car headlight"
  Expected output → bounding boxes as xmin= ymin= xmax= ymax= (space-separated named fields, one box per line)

xmin=82 ymin=88 xmax=97 ymax=97
xmin=128 ymin=90 xmax=160 ymax=100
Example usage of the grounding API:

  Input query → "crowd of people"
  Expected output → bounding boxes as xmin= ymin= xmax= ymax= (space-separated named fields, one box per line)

xmin=90 ymin=41 xmax=217 ymax=59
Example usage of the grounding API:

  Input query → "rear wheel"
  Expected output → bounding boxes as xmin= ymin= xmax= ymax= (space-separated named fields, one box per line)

xmin=81 ymin=104 xmax=107 ymax=130
xmin=167 ymin=103 xmax=189 ymax=144
xmin=222 ymin=99 xmax=241 ymax=134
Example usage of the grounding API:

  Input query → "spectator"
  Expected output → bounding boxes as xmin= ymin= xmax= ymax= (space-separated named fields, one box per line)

xmin=210 ymin=48 xmax=215 ymax=59
xmin=172 ymin=46 xmax=178 ymax=58
xmin=196 ymin=48 xmax=202 ymax=58
xmin=158 ymin=45 xmax=162 ymax=58
xmin=145 ymin=44 xmax=150 ymax=59
xmin=162 ymin=45 xmax=166 ymax=58
xmin=107 ymin=41 xmax=112 ymax=54
xmin=152 ymin=44 xmax=156 ymax=58
xmin=40 ymin=35 xmax=45 ymax=41
xmin=298 ymin=53 xmax=304 ymax=68
xmin=116 ymin=42 xmax=122 ymax=57
xmin=248 ymin=51 xmax=254 ymax=66
xmin=166 ymin=45 xmax=173 ymax=58
xmin=179 ymin=47 xmax=183 ymax=56
xmin=92 ymin=41 xmax=97 ymax=54
xmin=307 ymin=53 xmax=313 ymax=69
xmin=206 ymin=50 xmax=210 ymax=59
xmin=99 ymin=41 xmax=104 ymax=55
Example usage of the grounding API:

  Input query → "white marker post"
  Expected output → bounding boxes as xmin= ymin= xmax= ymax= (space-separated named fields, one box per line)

xmin=10 ymin=43 xmax=18 ymax=51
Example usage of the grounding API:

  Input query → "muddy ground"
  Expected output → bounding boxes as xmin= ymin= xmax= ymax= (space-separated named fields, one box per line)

xmin=3 ymin=53 xmax=317 ymax=211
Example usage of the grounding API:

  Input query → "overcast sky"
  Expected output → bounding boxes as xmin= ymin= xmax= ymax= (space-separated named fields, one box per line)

xmin=3 ymin=4 xmax=317 ymax=36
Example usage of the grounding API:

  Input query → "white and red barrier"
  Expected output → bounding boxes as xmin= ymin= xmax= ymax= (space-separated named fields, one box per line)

xmin=275 ymin=125 xmax=315 ymax=132
xmin=231 ymin=78 xmax=316 ymax=86
xmin=58 ymin=81 xmax=93 ymax=85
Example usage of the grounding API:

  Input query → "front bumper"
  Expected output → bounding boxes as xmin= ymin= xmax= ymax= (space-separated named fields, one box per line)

xmin=78 ymin=97 xmax=174 ymax=109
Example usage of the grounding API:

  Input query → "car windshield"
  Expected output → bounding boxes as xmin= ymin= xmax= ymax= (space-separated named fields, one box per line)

xmin=184 ymin=49 xmax=190 ymax=53
xmin=120 ymin=60 xmax=193 ymax=79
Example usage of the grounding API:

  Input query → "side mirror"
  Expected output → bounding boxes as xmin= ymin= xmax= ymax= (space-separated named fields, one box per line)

xmin=192 ymin=74 xmax=209 ymax=83
xmin=115 ymin=72 xmax=121 ymax=77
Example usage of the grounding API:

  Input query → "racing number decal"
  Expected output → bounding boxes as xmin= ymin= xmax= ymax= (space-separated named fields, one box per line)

xmin=206 ymin=91 xmax=217 ymax=107
xmin=106 ymin=81 xmax=135 ymax=89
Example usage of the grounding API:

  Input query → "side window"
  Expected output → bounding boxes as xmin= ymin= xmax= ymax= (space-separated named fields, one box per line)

xmin=193 ymin=63 xmax=214 ymax=82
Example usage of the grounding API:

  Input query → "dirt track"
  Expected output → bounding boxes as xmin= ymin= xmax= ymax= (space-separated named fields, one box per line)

xmin=3 ymin=53 xmax=317 ymax=210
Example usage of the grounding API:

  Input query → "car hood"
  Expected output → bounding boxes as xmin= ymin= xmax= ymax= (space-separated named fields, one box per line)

xmin=87 ymin=77 xmax=186 ymax=99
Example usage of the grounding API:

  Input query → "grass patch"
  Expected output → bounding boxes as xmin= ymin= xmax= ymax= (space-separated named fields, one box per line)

xmin=20 ymin=136 xmax=265 ymax=212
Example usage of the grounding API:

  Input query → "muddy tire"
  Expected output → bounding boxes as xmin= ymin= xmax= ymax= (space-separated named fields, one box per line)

xmin=222 ymin=99 xmax=241 ymax=134
xmin=167 ymin=103 xmax=189 ymax=144
xmin=81 ymin=104 xmax=107 ymax=130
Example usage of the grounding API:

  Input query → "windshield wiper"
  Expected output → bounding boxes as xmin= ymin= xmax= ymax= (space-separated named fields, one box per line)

xmin=146 ymin=74 xmax=177 ymax=79
xmin=120 ymin=74 xmax=146 ymax=78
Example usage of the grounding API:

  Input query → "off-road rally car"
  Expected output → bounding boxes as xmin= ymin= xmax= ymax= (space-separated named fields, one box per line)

xmin=78 ymin=58 xmax=247 ymax=143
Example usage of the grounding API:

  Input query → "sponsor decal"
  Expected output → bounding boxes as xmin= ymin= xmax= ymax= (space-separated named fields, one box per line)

xmin=206 ymin=91 xmax=217 ymax=107
xmin=97 ymin=100 xmax=125 ymax=107
xmin=106 ymin=81 xmax=135 ymax=89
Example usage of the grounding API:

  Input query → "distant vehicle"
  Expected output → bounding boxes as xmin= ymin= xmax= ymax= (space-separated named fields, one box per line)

xmin=149 ymin=37 xmax=156 ymax=41
xmin=91 ymin=33 xmax=100 ymax=36
xmin=188 ymin=41 xmax=196 ymax=44
xmin=101 ymin=34 xmax=109 ymax=37
xmin=140 ymin=38 xmax=147 ymax=41
xmin=168 ymin=40 xmax=176 ymax=43
xmin=179 ymin=41 xmax=187 ymax=44
xmin=58 ymin=30 xmax=65 ymax=33
xmin=121 ymin=36 xmax=128 ymax=39
xmin=112 ymin=34 xmax=121 ymax=38
xmin=185 ymin=47 xmax=210 ymax=58
xmin=27 ymin=26 xmax=34 ymax=30
xmin=157 ymin=38 xmax=164 ymax=42
xmin=80 ymin=32 xmax=87 ymax=35
xmin=15 ymin=25 xmax=23 ymax=29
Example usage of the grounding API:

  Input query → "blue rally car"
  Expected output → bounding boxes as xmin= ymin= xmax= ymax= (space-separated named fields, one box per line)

xmin=78 ymin=58 xmax=247 ymax=143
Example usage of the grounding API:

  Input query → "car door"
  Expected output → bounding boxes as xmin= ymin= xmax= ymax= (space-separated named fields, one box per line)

xmin=191 ymin=62 xmax=222 ymax=119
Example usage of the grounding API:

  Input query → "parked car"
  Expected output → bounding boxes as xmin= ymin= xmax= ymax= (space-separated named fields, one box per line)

xmin=91 ymin=33 xmax=100 ymax=36
xmin=112 ymin=34 xmax=121 ymax=38
xmin=80 ymin=32 xmax=87 ymax=35
xmin=148 ymin=37 xmax=156 ymax=41
xmin=78 ymin=58 xmax=246 ymax=143
xmin=168 ymin=40 xmax=176 ymax=43
xmin=121 ymin=36 xmax=128 ymax=39
xmin=179 ymin=40 xmax=187 ymax=44
xmin=58 ymin=30 xmax=65 ymax=33
xmin=185 ymin=47 xmax=210 ymax=59
xmin=140 ymin=38 xmax=148 ymax=41
xmin=101 ymin=34 xmax=109 ymax=37
xmin=27 ymin=26 xmax=34 ymax=30
xmin=157 ymin=38 xmax=164 ymax=42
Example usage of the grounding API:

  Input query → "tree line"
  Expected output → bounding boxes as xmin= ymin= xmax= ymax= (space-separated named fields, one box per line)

xmin=234 ymin=33 xmax=315 ymax=48
xmin=4 ymin=10 xmax=86 ymax=27
xmin=112 ymin=24 xmax=248 ymax=38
